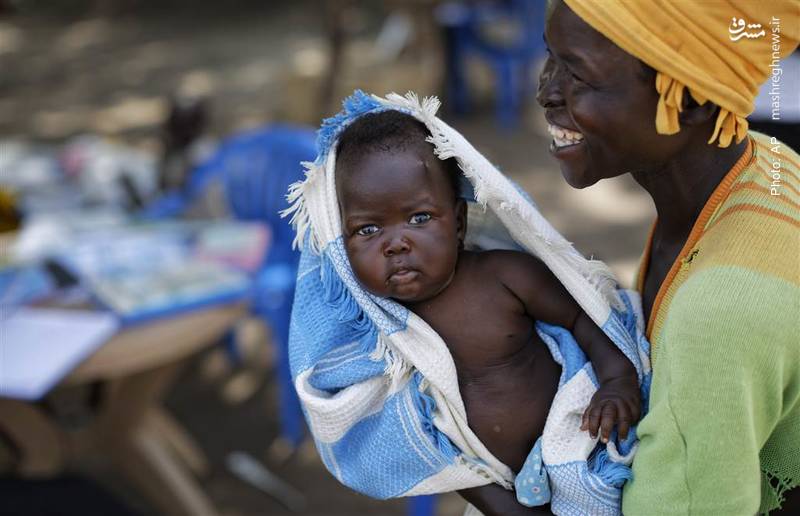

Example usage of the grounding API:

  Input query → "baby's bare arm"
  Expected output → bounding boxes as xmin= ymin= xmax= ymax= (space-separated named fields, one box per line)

xmin=488 ymin=251 xmax=640 ymax=441
xmin=572 ymin=311 xmax=641 ymax=442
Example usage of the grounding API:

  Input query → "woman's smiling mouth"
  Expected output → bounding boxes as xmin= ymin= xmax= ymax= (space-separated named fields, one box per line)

xmin=547 ymin=122 xmax=585 ymax=152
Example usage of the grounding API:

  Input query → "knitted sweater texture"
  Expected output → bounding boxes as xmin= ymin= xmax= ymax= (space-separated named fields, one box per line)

xmin=623 ymin=132 xmax=800 ymax=515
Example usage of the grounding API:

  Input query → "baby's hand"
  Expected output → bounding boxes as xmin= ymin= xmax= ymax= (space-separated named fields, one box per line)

xmin=580 ymin=375 xmax=641 ymax=443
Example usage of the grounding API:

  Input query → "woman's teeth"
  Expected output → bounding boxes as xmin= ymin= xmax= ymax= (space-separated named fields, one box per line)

xmin=547 ymin=123 xmax=584 ymax=148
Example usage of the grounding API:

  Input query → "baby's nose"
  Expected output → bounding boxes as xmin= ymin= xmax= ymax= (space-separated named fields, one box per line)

xmin=383 ymin=234 xmax=411 ymax=256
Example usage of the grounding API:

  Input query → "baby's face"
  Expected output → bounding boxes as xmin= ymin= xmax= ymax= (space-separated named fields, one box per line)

xmin=337 ymin=145 xmax=465 ymax=304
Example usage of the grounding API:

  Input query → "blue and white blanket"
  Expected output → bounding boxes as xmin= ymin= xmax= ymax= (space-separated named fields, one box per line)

xmin=285 ymin=91 xmax=651 ymax=515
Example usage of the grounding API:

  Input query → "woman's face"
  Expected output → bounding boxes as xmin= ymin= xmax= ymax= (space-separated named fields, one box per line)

xmin=537 ymin=1 xmax=686 ymax=188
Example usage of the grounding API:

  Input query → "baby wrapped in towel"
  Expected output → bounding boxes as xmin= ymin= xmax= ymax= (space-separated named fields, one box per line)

xmin=286 ymin=92 xmax=651 ymax=516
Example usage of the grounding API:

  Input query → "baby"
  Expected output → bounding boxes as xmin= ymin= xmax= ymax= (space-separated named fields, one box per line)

xmin=335 ymin=110 xmax=641 ymax=514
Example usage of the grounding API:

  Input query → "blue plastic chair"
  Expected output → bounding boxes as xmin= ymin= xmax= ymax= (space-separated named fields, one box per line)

xmin=145 ymin=124 xmax=317 ymax=449
xmin=437 ymin=0 xmax=547 ymax=127
xmin=221 ymin=125 xmax=317 ymax=449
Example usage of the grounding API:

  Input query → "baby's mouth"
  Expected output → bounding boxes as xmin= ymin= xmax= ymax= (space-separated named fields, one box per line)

xmin=547 ymin=123 xmax=584 ymax=150
xmin=387 ymin=267 xmax=419 ymax=285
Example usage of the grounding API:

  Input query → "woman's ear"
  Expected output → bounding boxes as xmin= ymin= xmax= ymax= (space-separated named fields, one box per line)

xmin=679 ymin=94 xmax=718 ymax=127
xmin=455 ymin=199 xmax=467 ymax=249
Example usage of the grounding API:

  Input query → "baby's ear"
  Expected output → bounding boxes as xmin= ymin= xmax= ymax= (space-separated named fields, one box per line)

xmin=455 ymin=199 xmax=467 ymax=247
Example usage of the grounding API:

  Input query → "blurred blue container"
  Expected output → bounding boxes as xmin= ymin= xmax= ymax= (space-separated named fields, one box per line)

xmin=437 ymin=0 xmax=547 ymax=127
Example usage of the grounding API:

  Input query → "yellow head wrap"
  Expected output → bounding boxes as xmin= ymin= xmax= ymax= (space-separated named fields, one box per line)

xmin=562 ymin=0 xmax=800 ymax=147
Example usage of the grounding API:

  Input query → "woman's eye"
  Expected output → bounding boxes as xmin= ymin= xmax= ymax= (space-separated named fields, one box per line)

xmin=570 ymin=71 xmax=585 ymax=83
xmin=409 ymin=213 xmax=431 ymax=225
xmin=356 ymin=225 xmax=379 ymax=236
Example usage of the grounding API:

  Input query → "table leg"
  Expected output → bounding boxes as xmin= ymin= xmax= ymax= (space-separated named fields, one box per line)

xmin=0 ymin=399 xmax=66 ymax=476
xmin=146 ymin=406 xmax=210 ymax=477
xmin=116 ymin=424 xmax=217 ymax=516
xmin=94 ymin=365 xmax=218 ymax=516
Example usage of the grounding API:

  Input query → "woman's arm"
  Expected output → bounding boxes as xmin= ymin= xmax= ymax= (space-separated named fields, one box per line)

xmin=622 ymin=270 xmax=793 ymax=515
xmin=459 ymin=483 xmax=553 ymax=516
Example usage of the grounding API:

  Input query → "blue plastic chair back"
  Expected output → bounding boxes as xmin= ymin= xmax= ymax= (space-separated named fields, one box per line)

xmin=217 ymin=125 xmax=316 ymax=447
xmin=144 ymin=124 xmax=316 ymax=233
xmin=438 ymin=0 xmax=547 ymax=127
xmin=468 ymin=0 xmax=546 ymax=59
xmin=220 ymin=125 xmax=316 ymax=266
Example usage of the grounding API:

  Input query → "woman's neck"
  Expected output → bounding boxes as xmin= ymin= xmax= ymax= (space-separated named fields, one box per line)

xmin=632 ymin=136 xmax=748 ymax=242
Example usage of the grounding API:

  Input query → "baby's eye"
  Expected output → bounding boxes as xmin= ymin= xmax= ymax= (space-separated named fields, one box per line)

xmin=409 ymin=213 xmax=431 ymax=225
xmin=356 ymin=225 xmax=379 ymax=236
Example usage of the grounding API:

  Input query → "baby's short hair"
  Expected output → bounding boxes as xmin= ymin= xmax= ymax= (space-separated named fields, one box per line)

xmin=336 ymin=110 xmax=461 ymax=199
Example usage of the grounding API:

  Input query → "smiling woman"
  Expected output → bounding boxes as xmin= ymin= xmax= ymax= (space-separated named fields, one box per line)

xmin=538 ymin=1 xmax=800 ymax=515
xmin=537 ymin=16 xmax=707 ymax=191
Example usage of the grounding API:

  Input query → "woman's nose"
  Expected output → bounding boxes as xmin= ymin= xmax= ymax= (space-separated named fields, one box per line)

xmin=382 ymin=234 xmax=411 ymax=256
xmin=536 ymin=56 xmax=563 ymax=108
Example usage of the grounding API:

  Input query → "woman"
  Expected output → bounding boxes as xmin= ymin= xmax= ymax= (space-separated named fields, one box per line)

xmin=536 ymin=1 xmax=799 ymax=514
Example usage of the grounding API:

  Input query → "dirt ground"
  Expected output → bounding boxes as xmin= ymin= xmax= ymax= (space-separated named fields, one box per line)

xmin=1 ymin=2 xmax=653 ymax=515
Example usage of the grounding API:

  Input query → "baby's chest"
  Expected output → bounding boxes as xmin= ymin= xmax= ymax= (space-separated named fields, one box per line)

xmin=425 ymin=288 xmax=535 ymax=363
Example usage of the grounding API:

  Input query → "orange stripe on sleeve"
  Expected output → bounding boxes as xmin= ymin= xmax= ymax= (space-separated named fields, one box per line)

xmin=705 ymin=202 xmax=800 ymax=233
xmin=727 ymin=181 xmax=800 ymax=210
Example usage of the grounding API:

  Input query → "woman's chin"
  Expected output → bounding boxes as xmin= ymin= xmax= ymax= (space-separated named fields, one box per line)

xmin=559 ymin=165 xmax=596 ymax=189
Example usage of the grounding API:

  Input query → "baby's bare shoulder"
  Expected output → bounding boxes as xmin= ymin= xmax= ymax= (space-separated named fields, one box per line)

xmin=467 ymin=250 xmax=564 ymax=307
xmin=474 ymin=249 xmax=550 ymax=278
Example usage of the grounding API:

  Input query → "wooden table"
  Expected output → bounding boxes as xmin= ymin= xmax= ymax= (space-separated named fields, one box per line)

xmin=0 ymin=301 xmax=247 ymax=516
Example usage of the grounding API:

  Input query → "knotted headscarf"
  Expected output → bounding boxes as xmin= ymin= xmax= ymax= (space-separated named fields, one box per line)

xmin=563 ymin=0 xmax=800 ymax=147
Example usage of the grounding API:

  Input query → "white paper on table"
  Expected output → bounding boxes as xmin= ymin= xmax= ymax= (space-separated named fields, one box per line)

xmin=0 ymin=308 xmax=119 ymax=400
